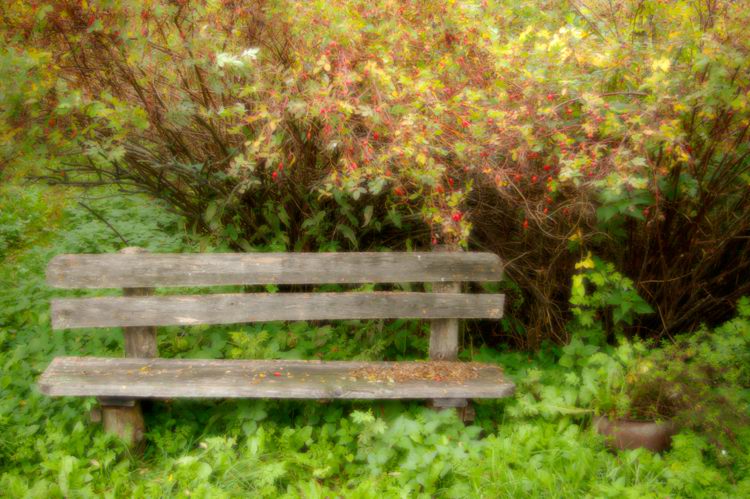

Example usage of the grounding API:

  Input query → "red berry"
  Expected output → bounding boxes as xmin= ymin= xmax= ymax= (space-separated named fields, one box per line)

xmin=271 ymin=171 xmax=278 ymax=180
xmin=394 ymin=186 xmax=406 ymax=196
xmin=373 ymin=132 xmax=379 ymax=140
xmin=278 ymin=162 xmax=284 ymax=171
xmin=448 ymin=178 xmax=454 ymax=187
xmin=522 ymin=219 xmax=529 ymax=230
xmin=452 ymin=212 xmax=463 ymax=222
xmin=273 ymin=372 xmax=281 ymax=377
xmin=543 ymin=164 xmax=551 ymax=172
xmin=543 ymin=207 xmax=549 ymax=215
xmin=531 ymin=175 xmax=538 ymax=183
xmin=461 ymin=119 xmax=470 ymax=128
xmin=514 ymin=174 xmax=522 ymax=182
xmin=546 ymin=93 xmax=554 ymax=101
xmin=436 ymin=185 xmax=444 ymax=194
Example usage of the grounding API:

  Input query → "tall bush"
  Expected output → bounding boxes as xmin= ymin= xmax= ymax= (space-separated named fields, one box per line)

xmin=3 ymin=0 xmax=749 ymax=347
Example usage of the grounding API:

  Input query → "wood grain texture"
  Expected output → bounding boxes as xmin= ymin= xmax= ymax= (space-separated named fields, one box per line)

xmin=50 ymin=292 xmax=505 ymax=329
xmin=46 ymin=252 xmax=503 ymax=288
xmin=430 ymin=282 xmax=461 ymax=361
xmin=120 ymin=248 xmax=158 ymax=358
xmin=101 ymin=403 xmax=145 ymax=448
xmin=38 ymin=357 xmax=516 ymax=399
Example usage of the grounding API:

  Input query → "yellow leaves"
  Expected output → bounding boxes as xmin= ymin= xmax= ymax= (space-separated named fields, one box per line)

xmin=315 ymin=55 xmax=331 ymax=73
xmin=569 ymin=230 xmax=584 ymax=246
xmin=651 ymin=57 xmax=671 ymax=73
xmin=575 ymin=251 xmax=595 ymax=270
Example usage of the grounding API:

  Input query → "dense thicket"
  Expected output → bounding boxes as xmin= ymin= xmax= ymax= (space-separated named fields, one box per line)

xmin=3 ymin=0 xmax=750 ymax=347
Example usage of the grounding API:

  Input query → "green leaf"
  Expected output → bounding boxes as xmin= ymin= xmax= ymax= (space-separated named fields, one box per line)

xmin=337 ymin=224 xmax=358 ymax=247
xmin=362 ymin=205 xmax=374 ymax=227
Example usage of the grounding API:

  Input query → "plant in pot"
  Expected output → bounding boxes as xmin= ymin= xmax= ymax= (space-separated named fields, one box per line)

xmin=591 ymin=313 xmax=750 ymax=455
xmin=566 ymin=258 xmax=749 ymax=454
xmin=563 ymin=256 xmax=676 ymax=451
xmin=563 ymin=339 xmax=679 ymax=452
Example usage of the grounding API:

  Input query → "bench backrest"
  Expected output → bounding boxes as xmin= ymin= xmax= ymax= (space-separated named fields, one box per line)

xmin=47 ymin=250 xmax=504 ymax=360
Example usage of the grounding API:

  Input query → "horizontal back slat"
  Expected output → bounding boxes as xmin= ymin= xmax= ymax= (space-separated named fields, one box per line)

xmin=46 ymin=252 xmax=502 ymax=289
xmin=51 ymin=292 xmax=505 ymax=329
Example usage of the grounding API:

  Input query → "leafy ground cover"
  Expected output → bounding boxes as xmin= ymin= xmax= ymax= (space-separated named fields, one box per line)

xmin=1 ymin=184 xmax=748 ymax=497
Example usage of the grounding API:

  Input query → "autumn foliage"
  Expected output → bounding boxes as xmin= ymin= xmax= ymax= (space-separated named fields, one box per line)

xmin=3 ymin=0 xmax=750 ymax=348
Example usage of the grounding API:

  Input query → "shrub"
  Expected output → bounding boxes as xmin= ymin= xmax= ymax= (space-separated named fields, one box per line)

xmin=625 ymin=299 xmax=750 ymax=454
xmin=3 ymin=0 xmax=750 ymax=347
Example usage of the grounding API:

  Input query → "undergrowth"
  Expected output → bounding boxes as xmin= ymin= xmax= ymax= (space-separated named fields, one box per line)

xmin=1 ymin=185 xmax=748 ymax=497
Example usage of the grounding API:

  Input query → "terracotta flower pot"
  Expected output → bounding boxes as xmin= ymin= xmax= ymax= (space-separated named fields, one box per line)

xmin=594 ymin=415 xmax=677 ymax=452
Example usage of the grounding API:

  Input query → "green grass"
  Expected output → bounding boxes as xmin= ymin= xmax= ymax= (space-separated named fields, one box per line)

xmin=1 ymin=184 xmax=748 ymax=498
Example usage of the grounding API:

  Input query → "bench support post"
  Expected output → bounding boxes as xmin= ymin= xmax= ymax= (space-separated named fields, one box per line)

xmin=100 ymin=247 xmax=157 ymax=448
xmin=428 ymin=245 xmax=473 ymax=421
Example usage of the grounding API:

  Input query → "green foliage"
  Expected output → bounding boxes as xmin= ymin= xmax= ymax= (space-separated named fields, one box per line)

xmin=569 ymin=253 xmax=653 ymax=344
xmin=2 ymin=187 xmax=749 ymax=496
xmin=511 ymin=301 xmax=750 ymax=465
xmin=626 ymin=309 xmax=750 ymax=456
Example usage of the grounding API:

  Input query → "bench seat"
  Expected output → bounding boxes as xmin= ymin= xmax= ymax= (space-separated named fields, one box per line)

xmin=39 ymin=357 xmax=515 ymax=400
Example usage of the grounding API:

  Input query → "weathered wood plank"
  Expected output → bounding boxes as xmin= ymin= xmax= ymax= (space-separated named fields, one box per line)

xmin=46 ymin=252 xmax=503 ymax=288
xmin=38 ymin=357 xmax=516 ymax=399
xmin=51 ymin=292 xmax=505 ymax=329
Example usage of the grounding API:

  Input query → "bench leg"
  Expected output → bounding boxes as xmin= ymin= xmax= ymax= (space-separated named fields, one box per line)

xmin=99 ymin=398 xmax=145 ymax=449
xmin=428 ymin=398 xmax=475 ymax=423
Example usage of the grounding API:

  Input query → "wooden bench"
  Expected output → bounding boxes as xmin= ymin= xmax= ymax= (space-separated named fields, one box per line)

xmin=39 ymin=248 xmax=515 ymax=446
